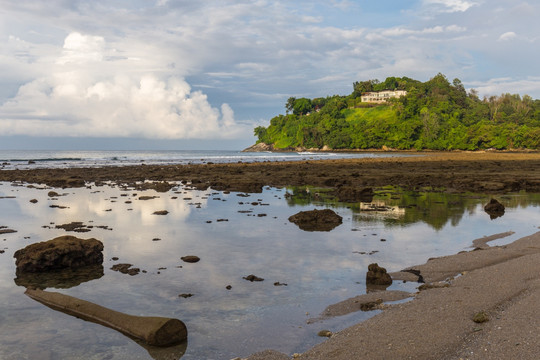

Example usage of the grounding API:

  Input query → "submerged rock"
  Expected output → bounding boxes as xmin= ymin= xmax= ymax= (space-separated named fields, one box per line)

xmin=14 ymin=236 xmax=103 ymax=273
xmin=288 ymin=209 xmax=343 ymax=232
xmin=484 ymin=198 xmax=505 ymax=219
xmin=111 ymin=263 xmax=140 ymax=276
xmin=243 ymin=274 xmax=264 ymax=282
xmin=366 ymin=263 xmax=393 ymax=286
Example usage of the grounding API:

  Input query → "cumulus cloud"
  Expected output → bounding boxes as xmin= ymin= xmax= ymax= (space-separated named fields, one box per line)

xmin=0 ymin=32 xmax=246 ymax=139
xmin=498 ymin=31 xmax=517 ymax=41
xmin=0 ymin=0 xmax=539 ymax=144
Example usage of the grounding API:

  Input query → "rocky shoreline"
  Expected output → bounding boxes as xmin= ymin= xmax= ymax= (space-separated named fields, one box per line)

xmin=2 ymin=152 xmax=540 ymax=195
xmin=3 ymin=151 xmax=540 ymax=359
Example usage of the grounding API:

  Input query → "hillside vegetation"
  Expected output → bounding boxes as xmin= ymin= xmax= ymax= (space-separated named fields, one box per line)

xmin=253 ymin=74 xmax=540 ymax=151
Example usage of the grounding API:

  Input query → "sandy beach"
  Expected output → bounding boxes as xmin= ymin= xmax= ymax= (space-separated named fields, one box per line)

xmin=2 ymin=151 xmax=540 ymax=359
xmin=246 ymin=230 xmax=540 ymax=359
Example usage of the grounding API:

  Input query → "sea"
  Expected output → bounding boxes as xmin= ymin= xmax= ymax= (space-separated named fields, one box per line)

xmin=0 ymin=149 xmax=402 ymax=170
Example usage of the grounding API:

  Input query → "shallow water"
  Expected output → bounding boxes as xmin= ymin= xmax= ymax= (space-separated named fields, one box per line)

xmin=1 ymin=182 xmax=540 ymax=359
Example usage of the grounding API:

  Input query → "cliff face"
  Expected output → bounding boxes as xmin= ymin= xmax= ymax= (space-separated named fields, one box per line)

xmin=242 ymin=142 xmax=274 ymax=152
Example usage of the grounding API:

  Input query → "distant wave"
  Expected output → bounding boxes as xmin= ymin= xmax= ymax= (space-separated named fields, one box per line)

xmin=1 ymin=157 xmax=83 ymax=162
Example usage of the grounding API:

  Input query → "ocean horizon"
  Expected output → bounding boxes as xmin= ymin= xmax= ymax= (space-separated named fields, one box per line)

xmin=0 ymin=149 xmax=405 ymax=170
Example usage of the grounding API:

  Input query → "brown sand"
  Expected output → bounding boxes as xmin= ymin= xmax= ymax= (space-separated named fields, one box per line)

xmin=3 ymin=151 xmax=540 ymax=359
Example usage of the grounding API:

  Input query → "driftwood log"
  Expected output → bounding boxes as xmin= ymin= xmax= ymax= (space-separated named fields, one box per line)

xmin=25 ymin=288 xmax=187 ymax=347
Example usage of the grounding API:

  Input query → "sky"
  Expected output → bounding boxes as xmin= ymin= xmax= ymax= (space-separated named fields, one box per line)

xmin=0 ymin=0 xmax=539 ymax=150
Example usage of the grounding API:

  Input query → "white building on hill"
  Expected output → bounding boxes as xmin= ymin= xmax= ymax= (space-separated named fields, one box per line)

xmin=361 ymin=90 xmax=407 ymax=103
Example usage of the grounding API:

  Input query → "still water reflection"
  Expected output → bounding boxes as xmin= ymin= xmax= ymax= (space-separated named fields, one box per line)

xmin=1 ymin=182 xmax=540 ymax=359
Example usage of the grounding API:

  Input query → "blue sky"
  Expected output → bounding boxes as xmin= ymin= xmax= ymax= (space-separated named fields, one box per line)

xmin=1 ymin=0 xmax=539 ymax=150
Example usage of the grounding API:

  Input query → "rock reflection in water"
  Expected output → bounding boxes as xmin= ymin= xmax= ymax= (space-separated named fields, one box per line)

xmin=14 ymin=264 xmax=104 ymax=289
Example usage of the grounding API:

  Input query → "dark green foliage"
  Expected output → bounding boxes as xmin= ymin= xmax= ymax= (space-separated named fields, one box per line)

xmin=254 ymin=74 xmax=540 ymax=150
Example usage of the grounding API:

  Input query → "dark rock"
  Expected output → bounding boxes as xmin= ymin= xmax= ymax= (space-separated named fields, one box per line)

xmin=47 ymin=191 xmax=60 ymax=197
xmin=181 ymin=256 xmax=200 ymax=263
xmin=484 ymin=198 xmax=505 ymax=219
xmin=55 ymin=222 xmax=90 ymax=232
xmin=336 ymin=187 xmax=374 ymax=203
xmin=473 ymin=311 xmax=489 ymax=323
xmin=139 ymin=196 xmax=159 ymax=200
xmin=0 ymin=228 xmax=17 ymax=234
xmin=178 ymin=293 xmax=193 ymax=298
xmin=29 ymin=199 xmax=38 ymax=204
xmin=366 ymin=263 xmax=392 ymax=286
xmin=50 ymin=205 xmax=69 ymax=209
xmin=226 ymin=285 xmax=232 ymax=290
xmin=317 ymin=330 xmax=333 ymax=337
xmin=152 ymin=210 xmax=169 ymax=215
xmin=14 ymin=236 xmax=104 ymax=273
xmin=243 ymin=274 xmax=264 ymax=282
xmin=288 ymin=209 xmax=343 ymax=232
xmin=111 ymin=263 xmax=140 ymax=276
xmin=273 ymin=282 xmax=288 ymax=286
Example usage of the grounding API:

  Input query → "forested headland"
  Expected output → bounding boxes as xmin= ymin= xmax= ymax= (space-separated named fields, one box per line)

xmin=251 ymin=74 xmax=540 ymax=151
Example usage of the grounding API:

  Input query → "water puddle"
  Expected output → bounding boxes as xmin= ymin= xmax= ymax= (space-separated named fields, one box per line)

xmin=1 ymin=182 xmax=539 ymax=359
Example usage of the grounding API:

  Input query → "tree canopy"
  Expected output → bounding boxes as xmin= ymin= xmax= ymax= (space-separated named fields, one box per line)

xmin=254 ymin=74 xmax=540 ymax=151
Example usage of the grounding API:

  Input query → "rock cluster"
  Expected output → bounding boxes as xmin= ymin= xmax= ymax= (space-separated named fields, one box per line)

xmin=288 ymin=209 xmax=343 ymax=231
xmin=14 ymin=236 xmax=104 ymax=273
xmin=366 ymin=263 xmax=393 ymax=286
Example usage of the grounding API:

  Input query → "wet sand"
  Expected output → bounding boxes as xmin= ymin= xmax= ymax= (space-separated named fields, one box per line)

xmin=247 ymin=231 xmax=540 ymax=359
xmin=3 ymin=151 xmax=540 ymax=359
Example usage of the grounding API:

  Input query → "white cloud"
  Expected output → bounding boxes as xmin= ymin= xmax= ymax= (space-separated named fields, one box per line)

xmin=423 ymin=0 xmax=479 ymax=13
xmin=1 ymin=0 xmax=540 ymax=146
xmin=498 ymin=31 xmax=517 ymax=41
xmin=0 ymin=32 xmax=247 ymax=139
xmin=467 ymin=77 xmax=540 ymax=97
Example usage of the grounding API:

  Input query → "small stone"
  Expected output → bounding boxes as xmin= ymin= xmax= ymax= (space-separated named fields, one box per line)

xmin=317 ymin=330 xmax=333 ymax=337
xmin=152 ymin=210 xmax=169 ymax=215
xmin=178 ymin=293 xmax=193 ymax=298
xmin=29 ymin=199 xmax=38 ymax=204
xmin=473 ymin=311 xmax=489 ymax=323
xmin=181 ymin=256 xmax=200 ymax=263
xmin=226 ymin=285 xmax=232 ymax=290
xmin=111 ymin=263 xmax=140 ymax=276
xmin=243 ymin=274 xmax=264 ymax=282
